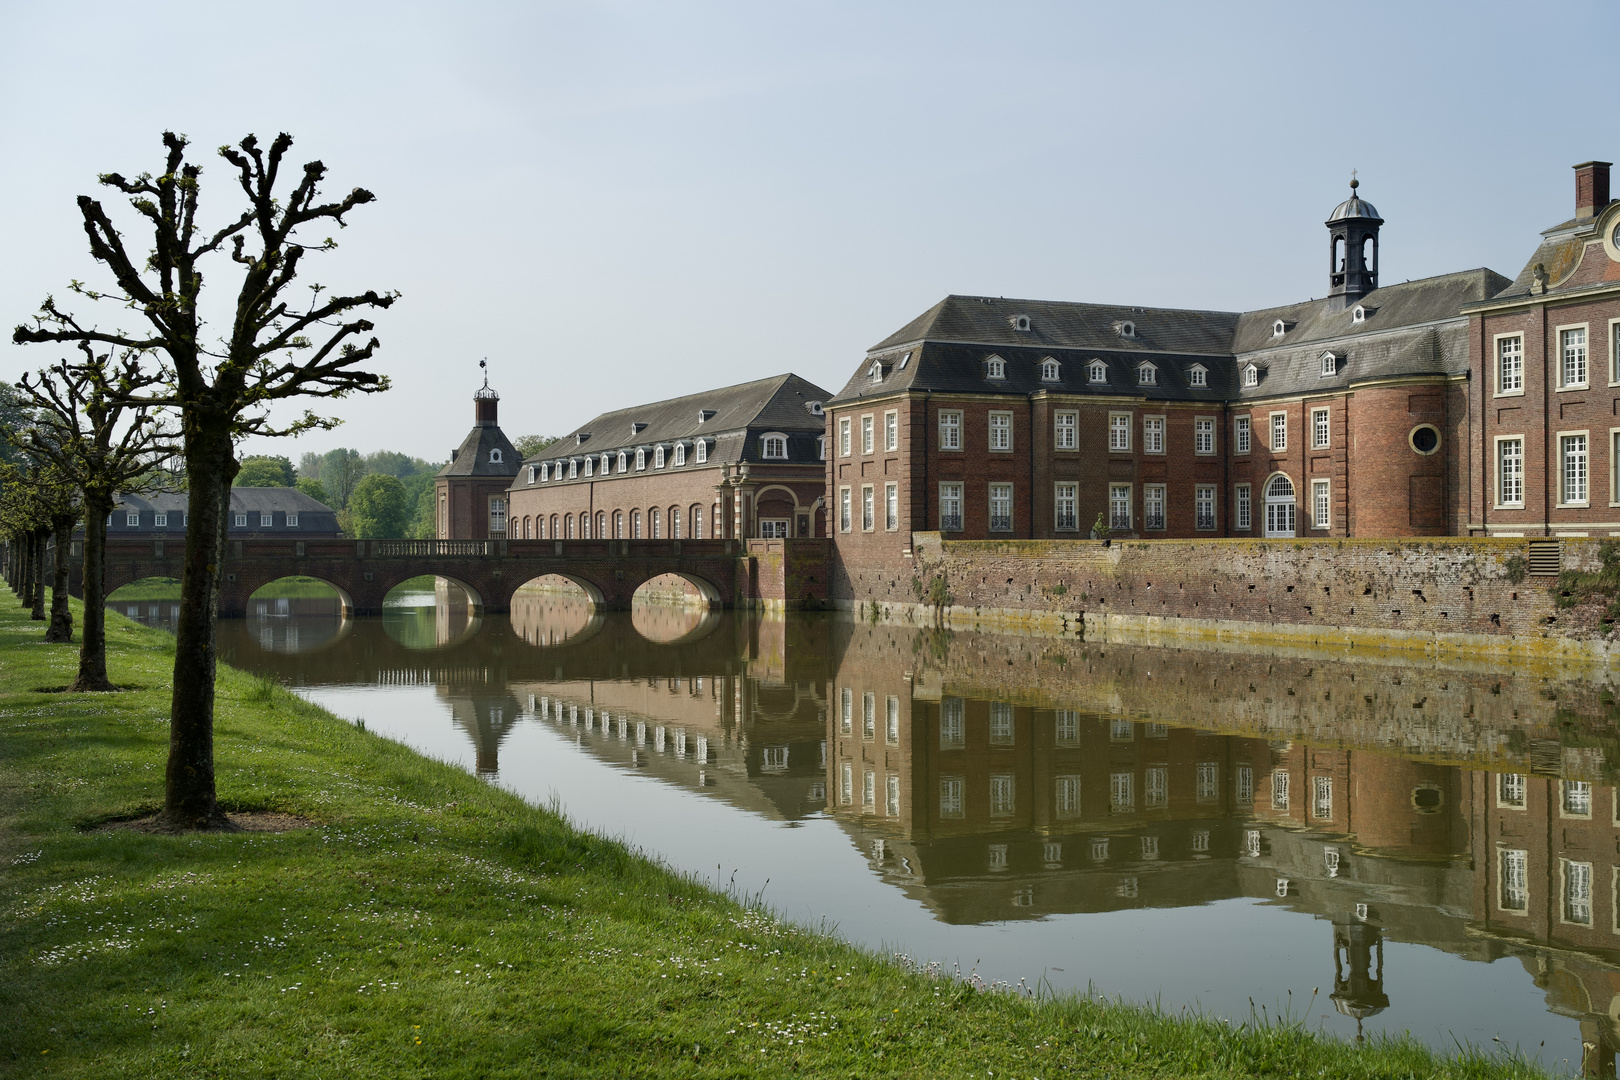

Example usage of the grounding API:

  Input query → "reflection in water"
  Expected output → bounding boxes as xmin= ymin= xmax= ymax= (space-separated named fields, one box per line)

xmin=206 ymin=597 xmax=1620 ymax=1074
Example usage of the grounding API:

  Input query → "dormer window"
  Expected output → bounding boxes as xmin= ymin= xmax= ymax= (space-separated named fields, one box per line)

xmin=1243 ymin=364 xmax=1259 ymax=388
xmin=654 ymin=445 xmax=666 ymax=469
xmin=761 ymin=432 xmax=788 ymax=459
xmin=1039 ymin=357 xmax=1061 ymax=382
xmin=898 ymin=351 xmax=912 ymax=370
xmin=1352 ymin=305 xmax=1367 ymax=324
xmin=1114 ymin=320 xmax=1136 ymax=339
xmin=1319 ymin=351 xmax=1337 ymax=378
xmin=1137 ymin=362 xmax=1157 ymax=386
xmin=489 ymin=448 xmax=503 ymax=464
xmin=805 ymin=400 xmax=824 ymax=416
xmin=1188 ymin=364 xmax=1208 ymax=387
xmin=630 ymin=422 xmax=647 ymax=436
xmin=539 ymin=463 xmax=550 ymax=482
xmin=694 ymin=439 xmax=707 ymax=464
xmin=574 ymin=432 xmax=590 ymax=446
xmin=635 ymin=448 xmax=646 ymax=471
xmin=817 ymin=435 xmax=827 ymax=461
xmin=568 ymin=459 xmax=579 ymax=479
xmin=529 ymin=465 xmax=539 ymax=484
xmin=600 ymin=453 xmax=610 ymax=473
xmin=697 ymin=409 xmax=716 ymax=423
xmin=1272 ymin=320 xmax=1287 ymax=338
xmin=1088 ymin=360 xmax=1107 ymax=384
xmin=868 ymin=361 xmax=885 ymax=383
xmin=673 ymin=442 xmax=686 ymax=467
xmin=984 ymin=355 xmax=1006 ymax=380
xmin=617 ymin=451 xmax=628 ymax=473
xmin=582 ymin=456 xmax=593 ymax=477
xmin=1010 ymin=314 xmax=1031 ymax=332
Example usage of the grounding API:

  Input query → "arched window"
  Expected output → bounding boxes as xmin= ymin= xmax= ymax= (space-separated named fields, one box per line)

xmin=539 ymin=462 xmax=550 ymax=482
xmin=673 ymin=442 xmax=686 ymax=467
xmin=1351 ymin=305 xmax=1366 ymax=324
xmin=689 ymin=503 xmax=704 ymax=538
xmin=489 ymin=448 xmax=503 ymax=463
xmin=1264 ymin=474 xmax=1296 ymax=538
xmin=565 ymin=514 xmax=575 ymax=539
xmin=1040 ymin=357 xmax=1060 ymax=382
xmin=1243 ymin=365 xmax=1259 ymax=388
xmin=549 ymin=514 xmax=558 ymax=539
xmin=617 ymin=451 xmax=628 ymax=473
xmin=984 ymin=355 xmax=1005 ymax=380
xmin=1188 ymin=364 xmax=1207 ymax=387
xmin=654 ymin=445 xmax=666 ymax=469
xmin=580 ymin=512 xmax=590 ymax=539
xmin=631 ymin=510 xmax=642 ymax=538
xmin=1319 ymin=352 xmax=1337 ymax=378
xmin=761 ymin=433 xmax=788 ymax=459
xmin=869 ymin=361 xmax=884 ymax=383
xmin=1272 ymin=319 xmax=1286 ymax=338
xmin=614 ymin=511 xmax=623 ymax=538
xmin=583 ymin=457 xmax=593 ymax=477
xmin=1334 ymin=236 xmax=1346 ymax=273
xmin=650 ymin=508 xmax=661 ymax=538
xmin=635 ymin=448 xmax=646 ymax=471
xmin=568 ymin=459 xmax=578 ymax=479
xmin=1362 ymin=236 xmax=1375 ymax=274
xmin=600 ymin=454 xmax=610 ymax=473
xmin=695 ymin=439 xmax=707 ymax=464
xmin=1088 ymin=360 xmax=1107 ymax=384
xmin=1116 ymin=321 xmax=1135 ymax=339
xmin=1137 ymin=363 xmax=1157 ymax=386
xmin=596 ymin=511 xmax=606 ymax=538
xmin=670 ymin=505 xmax=682 ymax=539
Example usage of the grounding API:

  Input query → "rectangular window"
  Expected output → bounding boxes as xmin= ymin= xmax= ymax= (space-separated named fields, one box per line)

xmin=127 ymin=512 xmax=141 ymax=527
xmin=938 ymin=410 xmax=961 ymax=451
xmin=1111 ymin=719 xmax=1134 ymax=741
xmin=884 ymin=482 xmax=898 ymax=530
xmin=1497 ymin=335 xmax=1523 ymax=393
xmin=1312 ymin=479 xmax=1330 ymax=530
xmin=989 ymin=702 xmax=1014 ymax=746
xmin=1270 ymin=412 xmax=1287 ymax=452
xmin=1500 ymin=849 xmax=1528 ymax=912
xmin=1109 ymin=413 xmax=1130 ymax=452
xmin=1055 ymin=482 xmax=1078 ymax=531
xmin=1110 ymin=771 xmax=1135 ymax=812
xmin=1613 ymin=321 xmax=1620 ymax=385
xmin=1564 ymin=780 xmax=1593 ymax=816
xmin=1145 ymin=766 xmax=1168 ymax=808
xmin=1236 ymin=765 xmax=1254 ymax=805
xmin=1194 ymin=417 xmax=1214 ymax=455
xmin=861 ymin=415 xmax=874 ymax=455
xmin=234 ymin=513 xmax=248 ymax=528
xmin=1055 ymin=776 xmax=1081 ymax=820
xmin=1312 ymin=407 xmax=1330 ymax=449
xmin=285 ymin=513 xmax=298 ymax=528
xmin=840 ymin=762 xmax=853 ymax=805
xmin=1196 ymin=763 xmax=1219 ymax=803
xmin=939 ymin=777 xmax=964 ymax=819
xmin=1054 ymin=410 xmax=1077 ymax=450
xmin=260 ymin=512 xmax=274 ymax=528
xmin=940 ymin=697 xmax=965 ymax=748
xmin=1143 ymin=416 xmax=1164 ymax=454
xmin=1562 ymin=433 xmax=1589 ymax=504
xmin=840 ymin=687 xmax=853 ymax=734
xmin=1234 ymin=416 xmax=1251 ymax=455
xmin=839 ymin=417 xmax=852 ymax=456
xmin=988 ymin=483 xmax=1013 ymax=532
xmin=862 ymin=692 xmax=875 ymax=740
xmin=1562 ymin=326 xmax=1589 ymax=388
xmin=1271 ymin=770 xmax=1290 ymax=810
xmin=1055 ymin=710 xmax=1079 ymax=745
xmin=152 ymin=512 xmax=167 ymax=528
xmin=1565 ymin=860 xmax=1593 ymax=925
xmin=989 ymin=411 xmax=1012 ymax=451
xmin=1195 ymin=485 xmax=1215 ymax=531
xmin=1143 ymin=484 xmax=1165 ymax=530
xmin=939 ymin=483 xmax=963 ymax=531
xmin=1497 ymin=438 xmax=1524 ymax=506
xmin=884 ymin=410 xmax=898 ymax=452
xmin=1109 ymin=484 xmax=1131 ymax=531
xmin=838 ymin=486 xmax=852 ymax=532
xmin=1236 ymin=484 xmax=1251 ymax=530
xmin=861 ymin=485 xmax=875 ymax=531
xmin=886 ymin=696 xmax=899 ymax=744
xmin=1497 ymin=772 xmax=1527 ymax=808
xmin=1312 ymin=775 xmax=1333 ymax=818
xmin=885 ymin=774 xmax=900 ymax=817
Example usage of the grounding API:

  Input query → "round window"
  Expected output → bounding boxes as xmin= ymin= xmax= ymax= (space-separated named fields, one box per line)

xmin=1411 ymin=785 xmax=1444 ymax=814
xmin=1409 ymin=424 xmax=1440 ymax=455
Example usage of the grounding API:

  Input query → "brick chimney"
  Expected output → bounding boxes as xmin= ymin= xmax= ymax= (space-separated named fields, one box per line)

xmin=1574 ymin=160 xmax=1611 ymax=219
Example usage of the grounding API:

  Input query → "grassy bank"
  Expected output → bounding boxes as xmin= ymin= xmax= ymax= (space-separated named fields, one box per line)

xmin=0 ymin=599 xmax=1548 ymax=1079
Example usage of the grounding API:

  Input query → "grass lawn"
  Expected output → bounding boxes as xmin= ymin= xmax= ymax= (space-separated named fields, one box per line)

xmin=0 ymin=596 xmax=1549 ymax=1079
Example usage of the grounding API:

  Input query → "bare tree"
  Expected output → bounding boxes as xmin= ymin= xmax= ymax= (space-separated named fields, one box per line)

xmin=13 ymin=350 xmax=173 ymax=680
xmin=12 ymin=131 xmax=394 ymax=828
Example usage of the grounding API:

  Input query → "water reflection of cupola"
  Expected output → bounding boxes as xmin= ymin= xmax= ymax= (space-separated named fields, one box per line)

xmin=1330 ymin=918 xmax=1389 ymax=1042
xmin=1326 ymin=175 xmax=1382 ymax=311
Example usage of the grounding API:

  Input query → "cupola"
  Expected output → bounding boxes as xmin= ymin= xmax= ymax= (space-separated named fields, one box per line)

xmin=1326 ymin=174 xmax=1382 ymax=311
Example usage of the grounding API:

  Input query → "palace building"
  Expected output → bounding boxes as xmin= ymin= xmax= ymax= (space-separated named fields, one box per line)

xmin=435 ymin=378 xmax=521 ymax=540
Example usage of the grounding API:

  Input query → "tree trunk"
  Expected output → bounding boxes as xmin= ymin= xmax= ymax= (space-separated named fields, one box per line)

xmin=30 ymin=529 xmax=47 ymax=621
xmin=72 ymin=495 xmax=116 ymax=691
xmin=45 ymin=515 xmax=74 ymax=643
xmin=19 ymin=531 xmax=34 ymax=607
xmin=163 ymin=422 xmax=234 ymax=829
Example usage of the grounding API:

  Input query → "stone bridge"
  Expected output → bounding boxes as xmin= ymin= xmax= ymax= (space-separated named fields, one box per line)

xmin=78 ymin=536 xmax=830 ymax=617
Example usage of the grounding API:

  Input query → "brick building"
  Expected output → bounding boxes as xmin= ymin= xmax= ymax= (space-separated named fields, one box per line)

xmin=435 ymin=379 xmax=521 ymax=540
xmin=1466 ymin=161 xmax=1620 ymax=537
xmin=823 ymin=181 xmax=1513 ymax=598
xmin=504 ymin=373 xmax=832 ymax=542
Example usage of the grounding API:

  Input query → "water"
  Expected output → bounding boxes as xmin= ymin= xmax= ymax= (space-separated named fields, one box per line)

xmin=114 ymin=579 xmax=1620 ymax=1073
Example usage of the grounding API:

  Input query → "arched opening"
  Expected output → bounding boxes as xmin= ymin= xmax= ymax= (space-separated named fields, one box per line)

xmin=382 ymin=575 xmax=485 ymax=649
xmin=632 ymin=571 xmax=721 ymax=607
xmin=1362 ymin=235 xmax=1376 ymax=276
xmin=755 ymin=485 xmax=799 ymax=538
xmin=630 ymin=601 xmax=722 ymax=644
xmin=105 ymin=576 xmax=182 ymax=631
xmin=242 ymin=575 xmax=351 ymax=654
xmin=1264 ymin=473 xmax=1296 ymax=538
xmin=1333 ymin=235 xmax=1346 ymax=273
xmin=510 ymin=576 xmax=606 ymax=646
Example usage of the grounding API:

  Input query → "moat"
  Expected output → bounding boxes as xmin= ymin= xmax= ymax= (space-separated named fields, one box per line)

xmin=111 ymin=577 xmax=1620 ymax=1071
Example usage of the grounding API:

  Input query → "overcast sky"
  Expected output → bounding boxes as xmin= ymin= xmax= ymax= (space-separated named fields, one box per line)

xmin=3 ymin=1 xmax=1616 ymax=464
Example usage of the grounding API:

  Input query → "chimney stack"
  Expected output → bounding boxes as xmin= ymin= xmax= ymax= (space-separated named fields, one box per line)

xmin=1574 ymin=161 xmax=1611 ymax=219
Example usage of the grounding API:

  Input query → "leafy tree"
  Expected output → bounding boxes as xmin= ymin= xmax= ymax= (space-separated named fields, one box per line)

xmin=407 ymin=479 xmax=438 ymax=539
xmin=513 ymin=434 xmax=558 ymax=460
xmin=321 ymin=447 xmax=364 ymax=508
xmin=294 ymin=477 xmax=329 ymax=506
xmin=348 ymin=473 xmax=408 ymax=537
xmin=362 ymin=449 xmax=435 ymax=478
xmin=0 ymin=384 xmax=33 ymax=467
xmin=234 ymin=454 xmax=295 ymax=487
xmin=297 ymin=450 xmax=323 ymax=480
xmin=12 ymin=131 xmax=395 ymax=828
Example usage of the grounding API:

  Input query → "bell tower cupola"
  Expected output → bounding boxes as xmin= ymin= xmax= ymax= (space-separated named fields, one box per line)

xmin=1326 ymin=174 xmax=1383 ymax=311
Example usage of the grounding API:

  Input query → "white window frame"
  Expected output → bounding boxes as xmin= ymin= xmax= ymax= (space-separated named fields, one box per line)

xmin=1311 ymin=407 xmax=1330 ymax=449
xmin=839 ymin=417 xmax=852 ymax=457
xmin=1137 ymin=362 xmax=1157 ymax=386
xmin=1143 ymin=483 xmax=1165 ymax=531
xmin=939 ymin=482 xmax=963 ymax=531
xmin=1054 ymin=410 xmax=1077 ymax=451
xmin=1558 ymin=430 xmax=1590 ymax=507
xmin=1142 ymin=415 xmax=1165 ymax=455
xmin=860 ymin=415 xmax=874 ymax=455
xmin=1087 ymin=360 xmax=1107 ymax=384
xmin=938 ymin=410 xmax=962 ymax=451
xmin=1243 ymin=364 xmax=1258 ymax=387
xmin=1234 ymin=415 xmax=1251 ymax=455
xmin=883 ymin=410 xmax=898 ymax=452
xmin=1270 ymin=411 xmax=1287 ymax=452
xmin=861 ymin=484 xmax=875 ymax=532
xmin=984 ymin=355 xmax=1006 ymax=380
xmin=1563 ymin=859 xmax=1594 ymax=926
xmin=583 ymin=456 xmax=594 ymax=477
xmin=1613 ymin=429 xmax=1620 ymax=507
xmin=1108 ymin=412 xmax=1131 ymax=453
xmin=1499 ymin=848 xmax=1528 ymax=913
xmin=1494 ymin=435 xmax=1524 ymax=508
xmin=1496 ymin=772 xmax=1527 ymax=809
xmin=694 ymin=440 xmax=707 ymax=464
xmin=1558 ymin=323 xmax=1590 ymax=390
xmin=1235 ymin=483 xmax=1252 ymax=531
xmin=1040 ymin=357 xmax=1060 ymax=382
xmin=1495 ymin=333 xmax=1524 ymax=396
xmin=1194 ymin=416 xmax=1214 ymax=455
xmin=234 ymin=512 xmax=248 ymax=528
xmin=1188 ymin=364 xmax=1207 ymax=387
xmin=260 ymin=512 xmax=273 ymax=528
xmin=1109 ymin=483 xmax=1132 ymax=531
xmin=988 ymin=482 xmax=1013 ymax=532
xmin=654 ymin=445 xmax=666 ymax=469
xmin=635 ymin=448 xmax=646 ymax=471
xmin=285 ymin=513 xmax=297 ymax=528
xmin=127 ymin=511 xmax=142 ymax=527
xmin=154 ymin=512 xmax=168 ymax=527
xmin=884 ymin=481 xmax=899 ymax=530
xmin=988 ymin=410 xmax=1013 ymax=452
xmin=1312 ymin=478 xmax=1331 ymax=530
xmin=838 ymin=486 xmax=852 ymax=532
xmin=1319 ymin=352 xmax=1336 ymax=378
xmin=762 ymin=433 xmax=788 ymax=460
xmin=673 ymin=443 xmax=686 ymax=467
xmin=1055 ymin=482 xmax=1078 ymax=531
xmin=1195 ymin=484 xmax=1215 ymax=531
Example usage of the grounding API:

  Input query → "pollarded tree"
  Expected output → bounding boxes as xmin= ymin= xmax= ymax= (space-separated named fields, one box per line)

xmin=12 ymin=131 xmax=395 ymax=828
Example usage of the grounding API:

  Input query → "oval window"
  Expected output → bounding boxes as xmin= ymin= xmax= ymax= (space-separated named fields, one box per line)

xmin=1411 ymin=785 xmax=1443 ymax=813
xmin=1409 ymin=425 xmax=1440 ymax=455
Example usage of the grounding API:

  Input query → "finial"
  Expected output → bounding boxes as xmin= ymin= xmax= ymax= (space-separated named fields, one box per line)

xmin=1349 ymin=169 xmax=1359 ymax=192
xmin=479 ymin=357 xmax=489 ymax=388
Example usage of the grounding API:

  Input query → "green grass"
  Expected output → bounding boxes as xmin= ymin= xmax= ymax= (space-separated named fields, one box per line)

xmin=108 ymin=576 xmax=343 ymax=603
xmin=0 ymin=598 xmax=1551 ymax=1079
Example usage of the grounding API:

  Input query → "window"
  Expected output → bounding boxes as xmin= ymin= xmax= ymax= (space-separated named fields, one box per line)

xmin=1497 ymin=772 xmax=1526 ymax=808
xmin=1273 ymin=319 xmax=1286 ymax=338
xmin=1564 ymin=860 xmax=1594 ymax=925
xmin=1196 ymin=763 xmax=1219 ymax=803
xmin=939 ymin=483 xmax=963 ymax=531
xmin=1613 ymin=321 xmax=1620 ymax=384
xmin=988 ymin=483 xmax=1013 ymax=532
xmin=839 ymin=417 xmax=852 ymax=456
xmin=259 ymin=512 xmax=273 ymax=527
xmin=151 ymin=511 xmax=168 ymax=528
xmin=1497 ymin=335 xmax=1523 ymax=394
xmin=614 ymin=511 xmax=624 ymax=539
xmin=571 ymin=458 xmax=583 ymax=479
xmin=1145 ymin=766 xmax=1168 ymax=808
xmin=1110 ymin=719 xmax=1133 ymax=741
xmin=1055 ymin=483 xmax=1078 ymax=531
xmin=673 ymin=443 xmax=686 ymax=467
xmin=1243 ymin=365 xmax=1258 ymax=387
xmin=583 ymin=456 xmax=594 ymax=476
xmin=984 ymin=355 xmax=1005 ymax=379
xmin=1138 ymin=363 xmax=1156 ymax=386
xmin=1040 ymin=357 xmax=1060 ymax=381
xmin=1312 ymin=776 xmax=1333 ymax=818
xmin=694 ymin=440 xmax=707 ymax=464
xmin=654 ymin=445 xmax=666 ymax=469
xmin=861 ymin=485 xmax=875 ymax=531
xmin=489 ymin=448 xmax=503 ymax=464
xmin=1188 ymin=364 xmax=1207 ymax=387
xmin=762 ymin=433 xmax=788 ymax=459
xmin=1088 ymin=360 xmax=1107 ymax=384
xmin=1312 ymin=407 xmax=1329 ymax=449
xmin=989 ymin=702 xmax=1014 ymax=745
xmin=886 ymin=696 xmax=899 ymax=744
xmin=540 ymin=463 xmax=551 ymax=482
xmin=285 ymin=513 xmax=297 ymax=528
xmin=1235 ymin=483 xmax=1252 ymax=530
xmin=1236 ymin=765 xmax=1254 ymax=805
xmin=886 ymin=774 xmax=900 ymax=817
xmin=816 ymin=436 xmax=826 ymax=461
xmin=1319 ymin=352 xmax=1336 ymax=378
xmin=1561 ymin=326 xmax=1589 ymax=388
xmin=1561 ymin=433 xmax=1589 ymax=504
xmin=839 ymin=487 xmax=852 ymax=532
xmin=938 ymin=410 xmax=961 ymax=451
xmin=884 ymin=482 xmax=898 ymax=530
xmin=1271 ymin=770 xmax=1290 ymax=810
xmin=1497 ymin=438 xmax=1524 ymax=506
xmin=884 ymin=410 xmax=898 ymax=452
xmin=1109 ymin=413 xmax=1130 ymax=452
xmin=1270 ymin=413 xmax=1287 ymax=451
xmin=128 ymin=512 xmax=141 ymax=527
xmin=989 ymin=411 xmax=1012 ymax=451
xmin=1054 ymin=410 xmax=1077 ymax=450
xmin=941 ymin=698 xmax=964 ymax=748
xmin=1194 ymin=417 xmax=1214 ymax=454
xmin=1117 ymin=321 xmax=1135 ymax=338
xmin=1564 ymin=780 xmax=1593 ymax=817
xmin=1234 ymin=416 xmax=1251 ymax=454
xmin=1195 ymin=485 xmax=1215 ymax=531
xmin=1055 ymin=776 xmax=1081 ymax=819
xmin=1110 ymin=772 xmax=1135 ymax=812
xmin=840 ymin=762 xmax=853 ymax=805
xmin=1312 ymin=479 xmax=1330 ymax=530
xmin=650 ymin=508 xmax=661 ymax=538
xmin=860 ymin=416 xmax=874 ymax=455
xmin=635 ymin=448 xmax=646 ymax=471
xmin=1353 ymin=304 xmax=1366 ymax=324
xmin=1109 ymin=484 xmax=1131 ymax=531
xmin=868 ymin=360 xmax=884 ymax=384
xmin=489 ymin=498 xmax=506 ymax=536
xmin=1264 ymin=474 xmax=1296 ymax=537
xmin=1143 ymin=416 xmax=1164 ymax=454
xmin=840 ymin=687 xmax=853 ymax=734
xmin=1500 ymin=849 xmax=1528 ymax=912
xmin=940 ymin=777 xmax=964 ymax=818
xmin=1143 ymin=484 xmax=1165 ymax=530
xmin=862 ymin=692 xmax=876 ymax=740
xmin=615 ymin=451 xmax=626 ymax=473
xmin=1011 ymin=314 xmax=1031 ymax=331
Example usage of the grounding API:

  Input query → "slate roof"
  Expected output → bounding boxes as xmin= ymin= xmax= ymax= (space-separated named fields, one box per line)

xmin=438 ymin=423 xmax=520 ymax=478
xmin=114 ymin=488 xmax=335 ymax=515
xmin=868 ymin=295 xmax=1240 ymax=356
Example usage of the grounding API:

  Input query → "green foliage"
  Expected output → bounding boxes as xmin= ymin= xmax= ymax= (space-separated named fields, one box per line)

xmin=1554 ymin=540 xmax=1620 ymax=623
xmin=0 ymin=383 xmax=34 ymax=467
xmin=293 ymin=477 xmax=329 ymax=506
xmin=347 ymin=473 xmax=409 ymax=538
xmin=233 ymin=454 xmax=296 ymax=487
xmin=363 ymin=449 xmax=435 ymax=478
xmin=1503 ymin=553 xmax=1527 ymax=585
xmin=513 ymin=434 xmax=559 ymax=460
xmin=404 ymin=473 xmax=439 ymax=539
xmin=927 ymin=575 xmax=951 ymax=609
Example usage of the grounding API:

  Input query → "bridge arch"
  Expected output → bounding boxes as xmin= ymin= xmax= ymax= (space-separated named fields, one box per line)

xmin=247 ymin=574 xmax=354 ymax=617
xmin=632 ymin=571 xmax=723 ymax=607
xmin=511 ymin=571 xmax=605 ymax=607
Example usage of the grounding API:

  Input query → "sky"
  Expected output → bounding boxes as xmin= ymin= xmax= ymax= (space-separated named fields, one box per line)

xmin=2 ymin=1 xmax=1617 ymax=464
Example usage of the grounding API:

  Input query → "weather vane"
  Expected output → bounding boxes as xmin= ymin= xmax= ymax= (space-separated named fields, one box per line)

xmin=479 ymin=357 xmax=489 ymax=387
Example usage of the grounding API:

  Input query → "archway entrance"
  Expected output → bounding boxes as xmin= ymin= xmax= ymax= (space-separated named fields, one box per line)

xmin=1264 ymin=474 xmax=1297 ymax=538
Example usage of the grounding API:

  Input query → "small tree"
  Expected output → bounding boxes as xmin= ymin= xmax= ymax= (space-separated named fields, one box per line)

xmin=348 ymin=473 xmax=407 ymax=537
xmin=234 ymin=454 xmax=295 ymax=487
xmin=513 ymin=434 xmax=558 ymax=459
xmin=13 ymin=131 xmax=394 ymax=827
